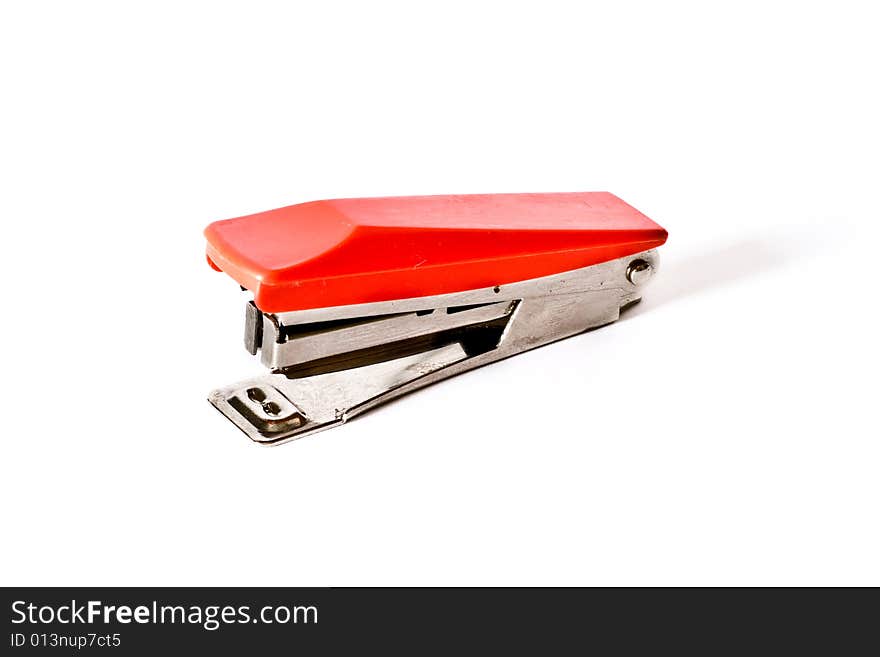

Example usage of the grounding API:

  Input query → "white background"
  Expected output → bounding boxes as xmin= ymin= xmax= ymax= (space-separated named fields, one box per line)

xmin=1 ymin=1 xmax=878 ymax=586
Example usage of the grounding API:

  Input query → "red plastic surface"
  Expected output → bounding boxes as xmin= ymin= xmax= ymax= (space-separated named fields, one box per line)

xmin=205 ymin=192 xmax=668 ymax=313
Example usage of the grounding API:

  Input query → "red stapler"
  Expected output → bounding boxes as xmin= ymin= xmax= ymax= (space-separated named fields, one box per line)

xmin=205 ymin=192 xmax=667 ymax=444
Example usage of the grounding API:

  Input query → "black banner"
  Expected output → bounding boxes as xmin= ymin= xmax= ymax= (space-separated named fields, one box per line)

xmin=1 ymin=588 xmax=874 ymax=653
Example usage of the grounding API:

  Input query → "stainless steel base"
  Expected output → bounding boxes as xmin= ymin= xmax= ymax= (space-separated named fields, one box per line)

xmin=209 ymin=249 xmax=659 ymax=445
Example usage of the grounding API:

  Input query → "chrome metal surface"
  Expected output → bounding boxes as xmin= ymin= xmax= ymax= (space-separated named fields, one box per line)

xmin=209 ymin=249 xmax=659 ymax=445
xmin=260 ymin=300 xmax=516 ymax=370
xmin=626 ymin=258 xmax=653 ymax=285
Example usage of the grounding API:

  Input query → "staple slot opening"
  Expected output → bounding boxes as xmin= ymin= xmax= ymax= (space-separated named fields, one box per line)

xmin=446 ymin=302 xmax=495 ymax=314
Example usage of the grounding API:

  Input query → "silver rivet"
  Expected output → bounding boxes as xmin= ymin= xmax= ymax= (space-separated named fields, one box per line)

xmin=626 ymin=259 xmax=653 ymax=285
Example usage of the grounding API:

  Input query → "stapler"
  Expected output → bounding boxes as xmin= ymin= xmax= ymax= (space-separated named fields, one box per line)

xmin=205 ymin=192 xmax=667 ymax=444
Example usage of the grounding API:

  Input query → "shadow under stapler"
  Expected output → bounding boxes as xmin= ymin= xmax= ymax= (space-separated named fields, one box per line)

xmin=622 ymin=239 xmax=788 ymax=318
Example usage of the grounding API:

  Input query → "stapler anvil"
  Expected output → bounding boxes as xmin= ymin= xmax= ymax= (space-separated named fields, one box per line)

xmin=205 ymin=192 xmax=668 ymax=444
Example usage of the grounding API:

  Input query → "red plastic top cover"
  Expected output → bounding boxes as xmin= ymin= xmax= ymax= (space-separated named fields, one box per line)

xmin=205 ymin=192 xmax=667 ymax=313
